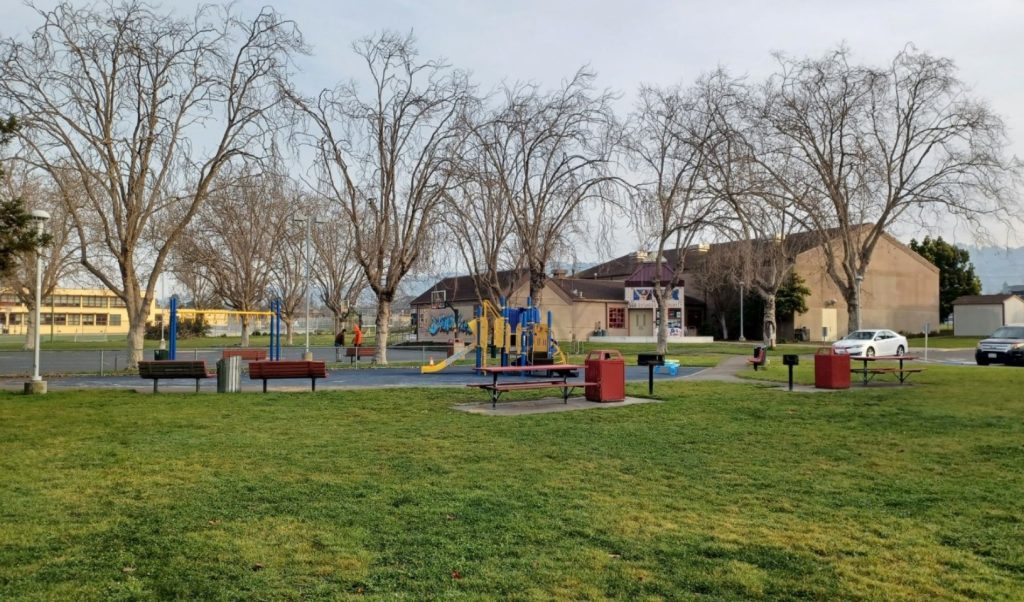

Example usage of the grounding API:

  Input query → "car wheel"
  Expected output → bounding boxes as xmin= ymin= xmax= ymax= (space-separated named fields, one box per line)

xmin=865 ymin=347 xmax=875 ymax=357
xmin=976 ymin=358 xmax=990 ymax=366
xmin=896 ymin=345 xmax=905 ymax=357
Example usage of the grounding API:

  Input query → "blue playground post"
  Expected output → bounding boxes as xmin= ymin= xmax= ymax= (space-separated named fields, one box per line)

xmin=268 ymin=299 xmax=282 ymax=361
xmin=547 ymin=310 xmax=554 ymax=359
xmin=168 ymin=295 xmax=178 ymax=360
xmin=474 ymin=305 xmax=482 ymax=369
xmin=500 ymin=296 xmax=509 ymax=367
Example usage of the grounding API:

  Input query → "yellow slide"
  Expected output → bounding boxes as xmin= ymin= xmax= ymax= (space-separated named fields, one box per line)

xmin=420 ymin=343 xmax=477 ymax=374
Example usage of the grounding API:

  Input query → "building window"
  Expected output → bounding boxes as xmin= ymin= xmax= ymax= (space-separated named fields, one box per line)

xmin=82 ymin=314 xmax=95 ymax=326
xmin=608 ymin=307 xmax=626 ymax=329
xmin=95 ymin=314 xmax=108 ymax=326
xmin=82 ymin=296 xmax=108 ymax=308
xmin=0 ymin=293 xmax=19 ymax=303
xmin=47 ymin=295 xmax=81 ymax=307
xmin=42 ymin=313 xmax=67 ymax=326
xmin=68 ymin=314 xmax=81 ymax=326
xmin=109 ymin=314 xmax=121 ymax=326
xmin=109 ymin=297 xmax=126 ymax=308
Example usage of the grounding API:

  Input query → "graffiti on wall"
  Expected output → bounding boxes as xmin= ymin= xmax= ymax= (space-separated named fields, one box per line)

xmin=428 ymin=314 xmax=472 ymax=336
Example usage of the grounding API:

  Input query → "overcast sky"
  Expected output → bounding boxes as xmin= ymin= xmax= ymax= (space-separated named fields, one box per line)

xmin=5 ymin=0 xmax=1023 ymax=257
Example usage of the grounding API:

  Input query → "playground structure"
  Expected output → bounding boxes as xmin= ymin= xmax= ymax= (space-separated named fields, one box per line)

xmin=421 ymin=297 xmax=568 ymax=373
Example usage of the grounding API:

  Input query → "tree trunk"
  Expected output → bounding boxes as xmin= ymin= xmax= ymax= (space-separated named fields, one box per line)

xmin=376 ymin=299 xmax=391 ymax=365
xmin=284 ymin=318 xmax=294 ymax=345
xmin=22 ymin=305 xmax=37 ymax=351
xmin=654 ymin=288 xmax=668 ymax=355
xmin=528 ymin=268 xmax=546 ymax=305
xmin=762 ymin=293 xmax=777 ymax=349
xmin=847 ymin=289 xmax=861 ymax=335
xmin=718 ymin=313 xmax=729 ymax=341
xmin=240 ymin=314 xmax=250 ymax=347
xmin=126 ymin=318 xmax=146 ymax=370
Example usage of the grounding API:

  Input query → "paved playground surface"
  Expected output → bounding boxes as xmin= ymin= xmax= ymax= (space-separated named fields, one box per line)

xmin=0 ymin=365 xmax=701 ymax=392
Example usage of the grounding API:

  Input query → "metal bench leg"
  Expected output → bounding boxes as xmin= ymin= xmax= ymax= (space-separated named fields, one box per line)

xmin=195 ymin=378 xmax=200 ymax=393
xmin=153 ymin=380 xmax=158 ymax=394
xmin=263 ymin=379 xmax=267 ymax=393
xmin=311 ymin=377 xmax=317 ymax=392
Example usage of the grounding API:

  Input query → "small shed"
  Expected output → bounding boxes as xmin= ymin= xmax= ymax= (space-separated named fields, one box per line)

xmin=952 ymin=294 xmax=1024 ymax=336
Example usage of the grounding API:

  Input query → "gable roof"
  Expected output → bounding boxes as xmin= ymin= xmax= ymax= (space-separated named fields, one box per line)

xmin=624 ymin=262 xmax=681 ymax=287
xmin=952 ymin=294 xmax=1020 ymax=306
xmin=547 ymin=278 xmax=625 ymax=302
xmin=410 ymin=270 xmax=527 ymax=306
xmin=577 ymin=226 xmax=938 ymax=280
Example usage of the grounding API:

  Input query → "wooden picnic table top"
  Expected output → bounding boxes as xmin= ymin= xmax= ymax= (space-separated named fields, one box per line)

xmin=477 ymin=364 xmax=584 ymax=374
xmin=848 ymin=355 xmax=919 ymax=362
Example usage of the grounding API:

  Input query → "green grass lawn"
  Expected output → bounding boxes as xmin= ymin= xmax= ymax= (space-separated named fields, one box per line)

xmin=3 ymin=366 xmax=1023 ymax=600
xmin=906 ymin=335 xmax=983 ymax=349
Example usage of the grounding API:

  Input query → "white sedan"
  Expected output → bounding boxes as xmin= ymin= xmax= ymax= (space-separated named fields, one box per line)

xmin=832 ymin=329 xmax=909 ymax=357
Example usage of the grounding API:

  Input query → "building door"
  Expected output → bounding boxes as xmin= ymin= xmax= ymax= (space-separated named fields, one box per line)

xmin=629 ymin=310 xmax=651 ymax=336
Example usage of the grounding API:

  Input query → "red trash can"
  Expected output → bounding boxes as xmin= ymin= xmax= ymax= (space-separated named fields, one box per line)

xmin=585 ymin=349 xmax=625 ymax=402
xmin=814 ymin=347 xmax=850 ymax=389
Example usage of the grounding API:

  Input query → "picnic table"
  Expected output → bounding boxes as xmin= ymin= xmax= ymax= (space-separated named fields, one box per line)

xmin=849 ymin=354 xmax=922 ymax=385
xmin=469 ymin=364 xmax=591 ymax=408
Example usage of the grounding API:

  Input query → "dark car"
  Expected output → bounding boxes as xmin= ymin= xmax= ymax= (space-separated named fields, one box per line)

xmin=975 ymin=325 xmax=1024 ymax=366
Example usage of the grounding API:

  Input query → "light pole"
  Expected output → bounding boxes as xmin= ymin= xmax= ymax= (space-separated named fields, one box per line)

xmin=854 ymin=274 xmax=864 ymax=331
xmin=738 ymin=281 xmax=746 ymax=342
xmin=293 ymin=214 xmax=325 ymax=360
xmin=25 ymin=209 xmax=50 ymax=395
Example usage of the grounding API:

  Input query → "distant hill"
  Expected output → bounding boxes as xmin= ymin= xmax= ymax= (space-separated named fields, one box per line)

xmin=963 ymin=246 xmax=1024 ymax=293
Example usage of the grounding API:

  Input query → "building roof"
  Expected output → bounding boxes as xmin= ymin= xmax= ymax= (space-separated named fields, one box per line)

xmin=410 ymin=270 xmax=526 ymax=307
xmin=952 ymin=294 xmax=1021 ymax=306
xmin=547 ymin=278 xmax=625 ymax=302
xmin=576 ymin=226 xmax=878 ymax=280
xmin=624 ymin=263 xmax=681 ymax=287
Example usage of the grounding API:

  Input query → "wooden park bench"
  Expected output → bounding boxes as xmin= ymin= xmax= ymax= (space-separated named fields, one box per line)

xmin=746 ymin=347 xmax=767 ymax=371
xmin=248 ymin=360 xmax=328 ymax=392
xmin=138 ymin=360 xmax=215 ymax=393
xmin=344 ymin=346 xmax=376 ymax=365
xmin=223 ymin=348 xmax=267 ymax=361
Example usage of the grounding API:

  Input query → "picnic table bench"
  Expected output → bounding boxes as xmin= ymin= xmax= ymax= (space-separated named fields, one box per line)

xmin=849 ymin=354 xmax=923 ymax=385
xmin=468 ymin=364 xmax=593 ymax=408
xmin=248 ymin=360 xmax=328 ymax=392
xmin=222 ymin=348 xmax=267 ymax=361
xmin=138 ymin=360 xmax=215 ymax=393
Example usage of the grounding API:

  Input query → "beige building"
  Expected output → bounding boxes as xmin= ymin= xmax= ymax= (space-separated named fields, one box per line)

xmin=952 ymin=294 xmax=1024 ymax=336
xmin=578 ymin=230 xmax=940 ymax=341
xmin=0 ymin=287 xmax=156 ymax=337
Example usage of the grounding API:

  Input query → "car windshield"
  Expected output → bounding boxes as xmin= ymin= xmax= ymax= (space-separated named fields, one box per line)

xmin=990 ymin=326 xmax=1024 ymax=339
xmin=843 ymin=331 xmax=876 ymax=341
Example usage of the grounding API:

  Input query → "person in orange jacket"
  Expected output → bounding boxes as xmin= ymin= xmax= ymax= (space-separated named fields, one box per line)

xmin=352 ymin=323 xmax=363 ymax=347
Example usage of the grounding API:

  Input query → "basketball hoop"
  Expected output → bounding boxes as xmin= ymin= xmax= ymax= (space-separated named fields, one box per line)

xmin=430 ymin=290 xmax=446 ymax=310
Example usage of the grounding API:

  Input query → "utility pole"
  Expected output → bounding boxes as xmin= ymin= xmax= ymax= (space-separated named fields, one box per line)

xmin=293 ymin=214 xmax=325 ymax=360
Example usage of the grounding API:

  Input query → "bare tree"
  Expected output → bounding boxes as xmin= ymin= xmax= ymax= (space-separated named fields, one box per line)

xmin=443 ymin=115 xmax=524 ymax=305
xmin=624 ymin=75 xmax=738 ymax=353
xmin=270 ymin=198 xmax=309 ymax=346
xmin=172 ymin=166 xmax=291 ymax=346
xmin=0 ymin=3 xmax=304 ymax=367
xmin=473 ymin=70 xmax=618 ymax=303
xmin=1 ymin=169 xmax=78 ymax=349
xmin=285 ymin=32 xmax=471 ymax=364
xmin=759 ymin=46 xmax=1020 ymax=332
xmin=310 ymin=198 xmax=365 ymax=334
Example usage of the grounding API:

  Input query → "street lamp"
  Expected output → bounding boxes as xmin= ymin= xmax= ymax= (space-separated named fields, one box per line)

xmin=25 ymin=209 xmax=50 ymax=395
xmin=293 ymin=214 xmax=326 ymax=360
xmin=854 ymin=274 xmax=865 ymax=331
